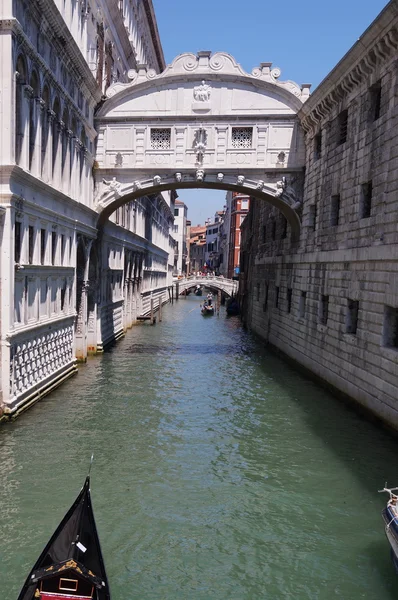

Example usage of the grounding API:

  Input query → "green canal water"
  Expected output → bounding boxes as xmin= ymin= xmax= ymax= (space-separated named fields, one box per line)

xmin=1 ymin=295 xmax=397 ymax=599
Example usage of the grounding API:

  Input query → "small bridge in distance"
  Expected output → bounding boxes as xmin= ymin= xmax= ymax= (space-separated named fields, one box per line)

xmin=174 ymin=275 xmax=238 ymax=298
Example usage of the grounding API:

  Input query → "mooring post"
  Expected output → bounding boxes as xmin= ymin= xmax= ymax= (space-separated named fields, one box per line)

xmin=150 ymin=297 xmax=154 ymax=324
xmin=217 ymin=290 xmax=221 ymax=315
xmin=176 ymin=282 xmax=179 ymax=300
xmin=159 ymin=296 xmax=162 ymax=322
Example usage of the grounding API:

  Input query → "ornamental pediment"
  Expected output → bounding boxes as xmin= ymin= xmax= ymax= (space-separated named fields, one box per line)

xmin=98 ymin=51 xmax=310 ymax=119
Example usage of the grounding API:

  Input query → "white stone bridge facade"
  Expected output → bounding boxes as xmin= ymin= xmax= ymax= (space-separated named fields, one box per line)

xmin=174 ymin=275 xmax=238 ymax=298
xmin=94 ymin=51 xmax=310 ymax=238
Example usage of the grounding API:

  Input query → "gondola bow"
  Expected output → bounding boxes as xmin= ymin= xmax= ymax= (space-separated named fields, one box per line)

xmin=17 ymin=476 xmax=110 ymax=600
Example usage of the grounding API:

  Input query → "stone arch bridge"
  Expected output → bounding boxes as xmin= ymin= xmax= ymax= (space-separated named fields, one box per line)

xmin=94 ymin=50 xmax=310 ymax=237
xmin=174 ymin=275 xmax=238 ymax=298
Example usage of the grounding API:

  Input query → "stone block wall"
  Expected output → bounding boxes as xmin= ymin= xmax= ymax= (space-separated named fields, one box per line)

xmin=241 ymin=4 xmax=398 ymax=429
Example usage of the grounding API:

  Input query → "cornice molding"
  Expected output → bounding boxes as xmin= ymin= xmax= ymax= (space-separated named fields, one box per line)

xmin=142 ymin=0 xmax=166 ymax=72
xmin=8 ymin=19 xmax=98 ymax=139
xmin=299 ymin=3 xmax=398 ymax=135
xmin=7 ymin=0 xmax=102 ymax=104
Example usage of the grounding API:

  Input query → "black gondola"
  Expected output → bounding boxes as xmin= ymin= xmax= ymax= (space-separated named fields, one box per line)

xmin=17 ymin=476 xmax=110 ymax=600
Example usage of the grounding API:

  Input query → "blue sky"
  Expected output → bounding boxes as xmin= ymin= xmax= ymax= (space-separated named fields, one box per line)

xmin=152 ymin=0 xmax=388 ymax=225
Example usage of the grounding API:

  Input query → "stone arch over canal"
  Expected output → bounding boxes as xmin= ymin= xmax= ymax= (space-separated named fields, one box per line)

xmin=94 ymin=51 xmax=310 ymax=238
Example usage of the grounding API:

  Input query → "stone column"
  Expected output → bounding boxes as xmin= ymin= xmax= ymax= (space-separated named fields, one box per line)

xmin=75 ymin=280 xmax=89 ymax=362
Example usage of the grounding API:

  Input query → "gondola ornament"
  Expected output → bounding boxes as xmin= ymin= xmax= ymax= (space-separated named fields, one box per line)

xmin=17 ymin=456 xmax=110 ymax=600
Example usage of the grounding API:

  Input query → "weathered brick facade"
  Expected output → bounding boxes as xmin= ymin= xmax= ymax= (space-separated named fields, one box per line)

xmin=240 ymin=1 xmax=398 ymax=429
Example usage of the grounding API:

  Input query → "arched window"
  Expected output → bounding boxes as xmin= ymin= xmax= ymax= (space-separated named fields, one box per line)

xmin=28 ymin=70 xmax=39 ymax=171
xmin=15 ymin=55 xmax=27 ymax=165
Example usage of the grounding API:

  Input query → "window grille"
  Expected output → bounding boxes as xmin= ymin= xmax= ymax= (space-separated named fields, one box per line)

xmin=150 ymin=128 xmax=171 ymax=150
xmin=231 ymin=127 xmax=252 ymax=149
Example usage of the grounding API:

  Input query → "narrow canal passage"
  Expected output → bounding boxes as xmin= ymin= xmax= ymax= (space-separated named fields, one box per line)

xmin=1 ymin=295 xmax=397 ymax=599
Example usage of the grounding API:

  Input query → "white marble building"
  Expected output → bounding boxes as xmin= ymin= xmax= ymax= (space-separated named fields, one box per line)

xmin=0 ymin=0 xmax=312 ymax=419
xmin=0 ymin=0 xmax=171 ymax=417
xmin=172 ymin=199 xmax=188 ymax=275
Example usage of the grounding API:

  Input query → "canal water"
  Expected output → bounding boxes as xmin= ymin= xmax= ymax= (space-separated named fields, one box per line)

xmin=1 ymin=294 xmax=397 ymax=599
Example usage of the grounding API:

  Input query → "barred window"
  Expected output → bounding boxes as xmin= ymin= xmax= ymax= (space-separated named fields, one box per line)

xmin=150 ymin=128 xmax=171 ymax=150
xmin=231 ymin=127 xmax=252 ymax=149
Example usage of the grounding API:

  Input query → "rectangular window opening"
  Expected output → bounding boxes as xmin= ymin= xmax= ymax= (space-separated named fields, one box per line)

xmin=346 ymin=299 xmax=359 ymax=334
xmin=150 ymin=128 xmax=171 ymax=150
xmin=330 ymin=194 xmax=340 ymax=227
xmin=28 ymin=226 xmax=34 ymax=264
xmin=383 ymin=305 xmax=398 ymax=349
xmin=287 ymin=288 xmax=292 ymax=313
xmin=60 ymin=278 xmax=67 ymax=311
xmin=263 ymin=282 xmax=268 ymax=312
xmin=319 ymin=294 xmax=329 ymax=325
xmin=275 ymin=286 xmax=280 ymax=308
xmin=370 ymin=81 xmax=382 ymax=122
xmin=61 ymin=234 xmax=65 ymax=265
xmin=309 ymin=204 xmax=317 ymax=231
xmin=51 ymin=231 xmax=57 ymax=266
xmin=40 ymin=228 xmax=46 ymax=265
xmin=299 ymin=291 xmax=306 ymax=318
xmin=338 ymin=109 xmax=348 ymax=145
xmin=15 ymin=221 xmax=22 ymax=264
xmin=314 ymin=132 xmax=322 ymax=160
xmin=231 ymin=127 xmax=253 ymax=149
xmin=360 ymin=181 xmax=372 ymax=219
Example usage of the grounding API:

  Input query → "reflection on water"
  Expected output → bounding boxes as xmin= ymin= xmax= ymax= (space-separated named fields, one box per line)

xmin=0 ymin=295 xmax=397 ymax=599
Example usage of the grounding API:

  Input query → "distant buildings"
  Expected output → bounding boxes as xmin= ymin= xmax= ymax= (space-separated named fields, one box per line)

xmin=204 ymin=211 xmax=224 ymax=273
xmin=190 ymin=225 xmax=207 ymax=273
xmin=187 ymin=197 xmax=249 ymax=276
xmin=226 ymin=193 xmax=250 ymax=278
xmin=173 ymin=199 xmax=188 ymax=275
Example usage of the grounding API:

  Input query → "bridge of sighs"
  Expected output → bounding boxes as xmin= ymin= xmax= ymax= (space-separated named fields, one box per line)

xmin=78 ymin=51 xmax=310 ymax=361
